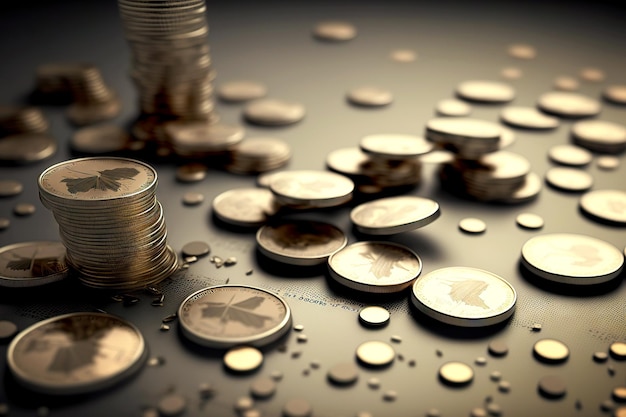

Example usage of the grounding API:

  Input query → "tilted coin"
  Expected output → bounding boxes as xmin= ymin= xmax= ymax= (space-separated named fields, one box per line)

xmin=547 ymin=144 xmax=592 ymax=166
xmin=256 ymin=220 xmax=347 ymax=265
xmin=347 ymin=86 xmax=393 ymax=107
xmin=213 ymin=188 xmax=279 ymax=227
xmin=456 ymin=80 xmax=515 ymax=103
xmin=71 ymin=124 xmax=131 ymax=154
xmin=544 ymin=167 xmax=593 ymax=192
xmin=217 ymin=80 xmax=268 ymax=102
xmin=0 ymin=180 xmax=23 ymax=197
xmin=350 ymin=195 xmax=440 ymax=235
xmin=521 ymin=233 xmax=624 ymax=284
xmin=328 ymin=241 xmax=422 ymax=293
xmin=312 ymin=21 xmax=356 ymax=41
xmin=269 ymin=170 xmax=354 ymax=208
xmin=500 ymin=106 xmax=559 ymax=130
xmin=603 ymin=85 xmax=626 ymax=105
xmin=0 ymin=241 xmax=68 ymax=287
xmin=359 ymin=134 xmax=433 ymax=159
xmin=537 ymin=91 xmax=601 ymax=118
xmin=516 ymin=213 xmax=544 ymax=230
xmin=0 ymin=133 xmax=57 ymax=163
xmin=7 ymin=312 xmax=146 ymax=394
xmin=243 ymin=98 xmax=305 ymax=126
xmin=435 ymin=98 xmax=472 ymax=117
xmin=178 ymin=285 xmax=292 ymax=349
xmin=571 ymin=119 xmax=626 ymax=154
xmin=579 ymin=189 xmax=626 ymax=225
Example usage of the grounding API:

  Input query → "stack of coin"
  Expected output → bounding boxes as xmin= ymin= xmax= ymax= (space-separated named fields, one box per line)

xmin=225 ymin=137 xmax=292 ymax=174
xmin=0 ymin=106 xmax=49 ymax=136
xmin=163 ymin=121 xmax=244 ymax=158
xmin=38 ymin=157 xmax=179 ymax=289
xmin=117 ymin=0 xmax=218 ymax=143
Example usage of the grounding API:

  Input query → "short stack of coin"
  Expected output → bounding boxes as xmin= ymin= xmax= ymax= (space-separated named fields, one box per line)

xmin=225 ymin=137 xmax=292 ymax=174
xmin=117 ymin=0 xmax=218 ymax=144
xmin=0 ymin=106 xmax=49 ymax=136
xmin=38 ymin=157 xmax=179 ymax=289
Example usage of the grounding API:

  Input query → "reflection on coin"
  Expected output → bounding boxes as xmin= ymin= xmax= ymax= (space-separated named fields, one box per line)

xmin=350 ymin=195 xmax=440 ymax=235
xmin=213 ymin=188 xmax=278 ymax=227
xmin=458 ymin=218 xmax=486 ymax=234
xmin=359 ymin=134 xmax=433 ymax=159
xmin=545 ymin=167 xmax=593 ymax=192
xmin=178 ymin=285 xmax=292 ymax=349
xmin=359 ymin=306 xmax=390 ymax=328
xmin=0 ymin=180 xmax=23 ymax=197
xmin=269 ymin=170 xmax=354 ymax=208
xmin=435 ymin=98 xmax=472 ymax=117
xmin=516 ymin=213 xmax=544 ymax=230
xmin=411 ymin=267 xmax=516 ymax=327
xmin=579 ymin=189 xmax=626 ymax=225
xmin=71 ymin=124 xmax=130 ymax=154
xmin=347 ymin=86 xmax=393 ymax=107
xmin=244 ymin=99 xmax=305 ymax=126
xmin=548 ymin=144 xmax=592 ymax=166
xmin=571 ymin=119 xmax=626 ymax=154
xmin=456 ymin=80 xmax=515 ymax=103
xmin=7 ymin=312 xmax=146 ymax=394
xmin=0 ymin=241 xmax=68 ymax=287
xmin=312 ymin=21 xmax=356 ymax=41
xmin=218 ymin=80 xmax=268 ymax=102
xmin=553 ymin=76 xmax=579 ymax=92
xmin=508 ymin=43 xmax=536 ymax=59
xmin=438 ymin=361 xmax=474 ymax=386
xmin=603 ymin=85 xmax=626 ymax=105
xmin=521 ymin=233 xmax=624 ymax=284
xmin=355 ymin=340 xmax=395 ymax=367
xmin=256 ymin=220 xmax=347 ymax=265
xmin=390 ymin=49 xmax=417 ymax=63
xmin=537 ymin=91 xmax=601 ymax=118
xmin=500 ymin=106 xmax=559 ymax=130
xmin=533 ymin=339 xmax=569 ymax=363
xmin=0 ymin=133 xmax=57 ymax=163
xmin=223 ymin=346 xmax=264 ymax=373
xmin=328 ymin=241 xmax=422 ymax=293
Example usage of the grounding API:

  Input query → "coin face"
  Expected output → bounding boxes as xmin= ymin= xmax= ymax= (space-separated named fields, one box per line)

xmin=212 ymin=188 xmax=278 ymax=227
xmin=269 ymin=170 xmax=354 ymax=207
xmin=0 ymin=241 xmax=68 ymax=287
xmin=521 ymin=233 xmax=624 ymax=284
xmin=7 ymin=313 xmax=146 ymax=394
xmin=328 ymin=241 xmax=422 ymax=293
xmin=411 ymin=267 xmax=516 ymax=327
xmin=38 ymin=157 xmax=156 ymax=202
xmin=456 ymin=80 xmax=515 ymax=103
xmin=256 ymin=220 xmax=347 ymax=265
xmin=350 ymin=195 xmax=440 ymax=235
xmin=359 ymin=134 xmax=433 ymax=159
xmin=579 ymin=189 xmax=626 ymax=225
xmin=178 ymin=285 xmax=292 ymax=349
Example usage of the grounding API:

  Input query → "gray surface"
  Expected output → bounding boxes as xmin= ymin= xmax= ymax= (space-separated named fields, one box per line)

xmin=0 ymin=1 xmax=625 ymax=416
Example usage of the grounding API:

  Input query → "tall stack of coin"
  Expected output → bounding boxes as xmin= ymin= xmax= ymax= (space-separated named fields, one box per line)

xmin=117 ymin=0 xmax=218 ymax=144
xmin=38 ymin=157 xmax=179 ymax=289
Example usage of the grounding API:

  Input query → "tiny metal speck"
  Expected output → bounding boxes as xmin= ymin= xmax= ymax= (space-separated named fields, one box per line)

xmin=408 ymin=359 xmax=416 ymax=367
xmin=367 ymin=377 xmax=381 ymax=389
xmin=293 ymin=324 xmax=304 ymax=331
xmin=246 ymin=269 xmax=253 ymax=276
xmin=498 ymin=380 xmax=511 ymax=393
xmin=397 ymin=354 xmax=404 ymax=361
xmin=475 ymin=357 xmax=487 ymax=366
xmin=270 ymin=370 xmax=284 ymax=381
xmin=198 ymin=382 xmax=214 ymax=398
xmin=436 ymin=349 xmax=443 ymax=357
xmin=383 ymin=390 xmax=397 ymax=401
xmin=184 ymin=256 xmax=198 ymax=263
xmin=291 ymin=351 xmax=301 ymax=359
xmin=609 ymin=365 xmax=616 ymax=376
xmin=391 ymin=335 xmax=402 ymax=343
xmin=160 ymin=324 xmax=170 ymax=331
xmin=601 ymin=400 xmax=616 ymax=411
xmin=224 ymin=257 xmax=237 ymax=266
xmin=310 ymin=360 xmax=320 ymax=369
xmin=297 ymin=334 xmax=308 ymax=343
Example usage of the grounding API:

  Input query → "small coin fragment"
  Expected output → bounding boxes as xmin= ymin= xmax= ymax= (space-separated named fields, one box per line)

xmin=158 ymin=393 xmax=187 ymax=417
xmin=13 ymin=203 xmax=36 ymax=216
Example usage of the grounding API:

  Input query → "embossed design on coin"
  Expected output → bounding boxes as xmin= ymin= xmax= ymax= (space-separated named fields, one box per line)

xmin=0 ymin=241 xmax=68 ymax=287
xmin=350 ymin=195 xmax=440 ymax=235
xmin=7 ymin=312 xmax=146 ymax=394
xmin=328 ymin=241 xmax=422 ymax=293
xmin=579 ymin=189 xmax=626 ymax=225
xmin=178 ymin=285 xmax=292 ymax=349
xmin=521 ymin=233 xmax=624 ymax=284
xmin=411 ymin=267 xmax=516 ymax=327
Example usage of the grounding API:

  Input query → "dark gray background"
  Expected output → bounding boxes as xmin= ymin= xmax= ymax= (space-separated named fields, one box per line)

xmin=0 ymin=1 xmax=625 ymax=416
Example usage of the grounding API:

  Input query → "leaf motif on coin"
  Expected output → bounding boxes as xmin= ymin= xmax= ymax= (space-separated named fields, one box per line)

xmin=7 ymin=256 xmax=31 ymax=271
xmin=47 ymin=339 xmax=100 ymax=374
xmin=446 ymin=280 xmax=489 ymax=309
xmin=201 ymin=296 xmax=272 ymax=328
xmin=62 ymin=167 xmax=140 ymax=194
xmin=359 ymin=248 xmax=409 ymax=279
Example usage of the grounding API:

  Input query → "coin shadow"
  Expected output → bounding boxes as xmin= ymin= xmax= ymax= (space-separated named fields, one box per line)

xmin=210 ymin=212 xmax=260 ymax=234
xmin=254 ymin=249 xmax=325 ymax=279
xmin=323 ymin=273 xmax=412 ymax=305
xmin=578 ymin=206 xmax=626 ymax=228
xmin=350 ymin=226 xmax=447 ymax=263
xmin=517 ymin=261 xmax=624 ymax=297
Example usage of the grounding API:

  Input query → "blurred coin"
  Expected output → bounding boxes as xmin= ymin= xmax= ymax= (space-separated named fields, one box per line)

xmin=0 ymin=180 xmax=23 ymax=197
xmin=355 ymin=340 xmax=395 ymax=367
xmin=350 ymin=195 xmax=440 ymax=235
xmin=390 ymin=49 xmax=417 ymax=63
xmin=0 ymin=133 xmax=56 ymax=163
xmin=226 ymin=137 xmax=291 ymax=174
xmin=326 ymin=147 xmax=370 ymax=177
xmin=411 ymin=267 xmax=516 ymax=327
xmin=507 ymin=43 xmax=536 ymax=59
xmin=579 ymin=67 xmax=605 ymax=82
xmin=244 ymin=99 xmax=305 ymax=126
xmin=71 ymin=124 xmax=130 ymax=154
xmin=533 ymin=339 xmax=569 ymax=363
xmin=435 ymin=98 xmax=472 ymax=117
xmin=0 ymin=106 xmax=49 ymax=135
xmin=0 ymin=218 xmax=9 ymax=230
xmin=269 ymin=170 xmax=354 ymax=208
xmin=165 ymin=121 xmax=245 ymax=155
xmin=312 ymin=21 xmax=356 ymax=41
xmin=178 ymin=285 xmax=292 ymax=349
xmin=516 ymin=213 xmax=544 ymax=230
xmin=176 ymin=163 xmax=207 ymax=182
xmin=456 ymin=80 xmax=515 ymax=103
xmin=218 ymin=80 xmax=268 ymax=102
xmin=545 ymin=167 xmax=593 ymax=192
xmin=67 ymin=98 xmax=121 ymax=126
xmin=7 ymin=312 xmax=146 ymax=394
xmin=223 ymin=346 xmax=264 ymax=373
xmin=553 ymin=76 xmax=579 ymax=92
xmin=571 ymin=119 xmax=626 ymax=154
xmin=596 ymin=156 xmax=620 ymax=170
xmin=182 ymin=192 xmax=204 ymax=206
xmin=439 ymin=361 xmax=474 ymax=385
xmin=347 ymin=86 xmax=393 ymax=107
xmin=13 ymin=203 xmax=36 ymax=216
xmin=359 ymin=134 xmax=433 ymax=159
xmin=603 ymin=85 xmax=626 ymax=104
xmin=458 ymin=218 xmax=486 ymax=234
xmin=425 ymin=117 xmax=501 ymax=158
xmin=328 ymin=241 xmax=422 ymax=293
xmin=579 ymin=189 xmax=626 ymax=225
xmin=256 ymin=220 xmax=347 ymax=265
xmin=181 ymin=241 xmax=210 ymax=257
xmin=521 ymin=233 xmax=624 ymax=284
xmin=213 ymin=188 xmax=278 ymax=227
xmin=495 ymin=171 xmax=542 ymax=204
xmin=500 ymin=106 xmax=559 ymax=130
xmin=537 ymin=91 xmax=601 ymax=118
xmin=548 ymin=144 xmax=592 ymax=166
xmin=500 ymin=67 xmax=522 ymax=80
xmin=0 ymin=241 xmax=68 ymax=287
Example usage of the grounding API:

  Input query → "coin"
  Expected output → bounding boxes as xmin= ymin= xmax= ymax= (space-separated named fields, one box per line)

xmin=545 ymin=167 xmax=593 ymax=192
xmin=0 ymin=320 xmax=18 ymax=342
xmin=390 ymin=49 xmax=417 ymax=63
xmin=328 ymin=241 xmax=422 ymax=293
xmin=516 ymin=213 xmax=544 ymax=230
xmin=571 ymin=119 xmax=626 ymax=154
xmin=350 ymin=195 xmax=440 ymax=235
xmin=579 ymin=189 xmax=626 ymax=225
xmin=7 ymin=312 xmax=146 ymax=395
xmin=0 ymin=241 xmax=68 ymax=287
xmin=500 ymin=106 xmax=559 ymax=130
xmin=327 ymin=362 xmax=359 ymax=385
xmin=256 ymin=220 xmax=347 ymax=265
xmin=226 ymin=137 xmax=291 ymax=174
xmin=521 ymin=233 xmax=624 ymax=284
xmin=243 ymin=98 xmax=305 ymax=126
xmin=312 ymin=21 xmax=356 ymax=41
xmin=71 ymin=124 xmax=131 ymax=154
xmin=438 ymin=361 xmax=474 ymax=386
xmin=13 ymin=203 xmax=36 ymax=217
xmin=0 ymin=180 xmax=23 ymax=197
xmin=269 ymin=170 xmax=354 ymax=208
xmin=533 ymin=339 xmax=569 ymax=363
xmin=507 ymin=43 xmax=536 ymax=59
xmin=456 ymin=80 xmax=515 ymax=103
xmin=610 ymin=342 xmax=626 ymax=360
xmin=355 ymin=340 xmax=395 ymax=367
xmin=500 ymin=67 xmax=522 ymax=80
xmin=358 ymin=306 xmax=390 ymax=327
xmin=579 ymin=67 xmax=605 ymax=82
xmin=223 ymin=346 xmax=264 ymax=373
xmin=537 ymin=375 xmax=566 ymax=398
xmin=359 ymin=134 xmax=433 ymax=159
xmin=213 ymin=188 xmax=279 ymax=227
xmin=553 ymin=76 xmax=580 ymax=91
xmin=178 ymin=285 xmax=292 ymax=349
xmin=176 ymin=163 xmax=207 ymax=183
xmin=165 ymin=121 xmax=245 ymax=156
xmin=0 ymin=133 xmax=57 ymax=164
xmin=217 ymin=80 xmax=268 ymax=102
xmin=596 ymin=156 xmax=620 ymax=170
xmin=425 ymin=117 xmax=501 ymax=159
xmin=458 ymin=218 xmax=486 ymax=234
xmin=250 ymin=377 xmax=276 ymax=398
xmin=181 ymin=241 xmax=210 ymax=257
xmin=603 ymin=85 xmax=626 ymax=104
xmin=537 ymin=91 xmax=601 ymax=118
xmin=411 ymin=267 xmax=516 ymax=327
xmin=282 ymin=398 xmax=313 ymax=417
xmin=347 ymin=86 xmax=393 ymax=107
xmin=547 ymin=144 xmax=592 ymax=166
xmin=435 ymin=98 xmax=472 ymax=117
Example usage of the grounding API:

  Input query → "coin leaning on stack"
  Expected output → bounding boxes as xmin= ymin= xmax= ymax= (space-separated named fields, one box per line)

xmin=38 ymin=157 xmax=179 ymax=289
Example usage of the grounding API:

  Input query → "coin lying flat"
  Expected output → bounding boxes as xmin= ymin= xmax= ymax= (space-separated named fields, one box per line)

xmin=411 ymin=267 xmax=516 ymax=327
xmin=603 ymin=85 xmax=626 ymax=105
xmin=579 ymin=189 xmax=626 ymax=225
xmin=71 ymin=124 xmax=131 ymax=154
xmin=554 ymin=76 xmax=579 ymax=92
xmin=178 ymin=285 xmax=292 ymax=349
xmin=456 ymin=80 xmax=515 ymax=103
xmin=0 ymin=241 xmax=68 ymax=287
xmin=508 ymin=43 xmax=536 ymax=59
xmin=256 ymin=220 xmax=347 ymax=265
xmin=571 ymin=119 xmax=626 ymax=154
xmin=439 ymin=361 xmax=474 ymax=386
xmin=359 ymin=134 xmax=433 ymax=159
xmin=7 ymin=312 xmax=146 ymax=395
xmin=269 ymin=170 xmax=354 ymax=208
xmin=500 ymin=106 xmax=559 ymax=130
xmin=347 ymin=87 xmax=393 ymax=107
xmin=243 ymin=99 xmax=305 ymax=126
xmin=436 ymin=98 xmax=472 ymax=117
xmin=212 ymin=188 xmax=279 ymax=227
xmin=548 ymin=144 xmax=592 ymax=167
xmin=390 ymin=49 xmax=417 ymax=63
xmin=521 ymin=233 xmax=624 ymax=284
xmin=217 ymin=80 xmax=268 ymax=102
xmin=328 ymin=241 xmax=422 ymax=293
xmin=544 ymin=167 xmax=593 ymax=192
xmin=537 ymin=92 xmax=601 ymax=118
xmin=0 ymin=133 xmax=57 ymax=163
xmin=312 ymin=21 xmax=357 ymax=42
xmin=425 ymin=117 xmax=502 ymax=159
xmin=350 ymin=195 xmax=440 ymax=235
xmin=0 ymin=180 xmax=23 ymax=197
xmin=355 ymin=340 xmax=395 ymax=367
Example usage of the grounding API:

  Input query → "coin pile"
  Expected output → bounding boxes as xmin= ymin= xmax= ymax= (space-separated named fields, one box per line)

xmin=117 ymin=0 xmax=218 ymax=144
xmin=38 ymin=157 xmax=179 ymax=289
xmin=0 ymin=105 xmax=56 ymax=164
xmin=225 ymin=137 xmax=291 ymax=174
xmin=0 ymin=106 xmax=49 ymax=136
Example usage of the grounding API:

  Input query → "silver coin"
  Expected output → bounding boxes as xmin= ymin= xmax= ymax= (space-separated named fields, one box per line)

xmin=178 ymin=285 xmax=292 ymax=349
xmin=359 ymin=134 xmax=433 ymax=159
xmin=217 ymin=80 xmax=268 ymax=102
xmin=521 ymin=233 xmax=624 ymax=284
xmin=0 ymin=133 xmax=57 ymax=163
xmin=545 ymin=167 xmax=593 ymax=192
xmin=500 ymin=106 xmax=559 ymax=130
xmin=0 ymin=180 xmax=23 ymax=197
xmin=243 ymin=98 xmax=305 ymax=126
xmin=71 ymin=124 xmax=130 ymax=154
xmin=328 ymin=241 xmax=422 ymax=293
xmin=212 ymin=188 xmax=279 ymax=227
xmin=571 ymin=119 xmax=626 ymax=154
xmin=7 ymin=312 xmax=146 ymax=394
xmin=553 ymin=76 xmax=580 ymax=92
xmin=548 ymin=144 xmax=592 ymax=166
xmin=350 ymin=195 xmax=440 ymax=235
xmin=0 ymin=241 xmax=68 ymax=287
xmin=579 ymin=189 xmax=626 ymax=225
xmin=537 ymin=91 xmax=601 ymax=118
xmin=347 ymin=86 xmax=393 ymax=107
xmin=435 ymin=98 xmax=472 ymax=117
xmin=456 ymin=80 xmax=515 ymax=103
xmin=411 ymin=267 xmax=516 ymax=327
xmin=507 ymin=43 xmax=536 ymax=59
xmin=256 ymin=220 xmax=347 ymax=265
xmin=312 ymin=21 xmax=356 ymax=42
xmin=269 ymin=170 xmax=354 ymax=208
xmin=603 ymin=85 xmax=626 ymax=104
